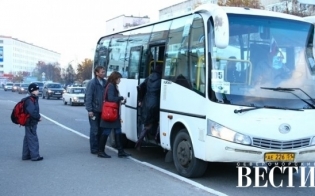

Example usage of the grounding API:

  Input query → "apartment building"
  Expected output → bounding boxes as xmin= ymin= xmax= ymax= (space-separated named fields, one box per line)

xmin=106 ymin=15 xmax=150 ymax=34
xmin=0 ymin=36 xmax=60 ymax=76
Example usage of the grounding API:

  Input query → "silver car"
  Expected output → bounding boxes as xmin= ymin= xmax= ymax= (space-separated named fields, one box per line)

xmin=4 ymin=82 xmax=13 ymax=91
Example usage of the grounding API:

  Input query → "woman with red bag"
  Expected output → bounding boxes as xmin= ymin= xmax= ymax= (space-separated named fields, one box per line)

xmin=99 ymin=71 xmax=131 ymax=158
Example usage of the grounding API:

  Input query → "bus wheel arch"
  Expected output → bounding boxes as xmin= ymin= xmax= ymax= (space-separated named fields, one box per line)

xmin=172 ymin=127 xmax=208 ymax=178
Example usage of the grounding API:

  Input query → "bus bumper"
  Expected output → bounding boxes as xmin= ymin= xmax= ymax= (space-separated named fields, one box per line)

xmin=204 ymin=136 xmax=315 ymax=163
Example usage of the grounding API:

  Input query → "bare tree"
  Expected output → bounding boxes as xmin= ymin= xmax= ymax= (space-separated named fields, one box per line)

xmin=217 ymin=0 xmax=262 ymax=9
xmin=193 ymin=0 xmax=204 ymax=9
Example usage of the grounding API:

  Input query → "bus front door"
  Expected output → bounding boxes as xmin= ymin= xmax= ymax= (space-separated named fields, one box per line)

xmin=136 ymin=44 xmax=165 ymax=146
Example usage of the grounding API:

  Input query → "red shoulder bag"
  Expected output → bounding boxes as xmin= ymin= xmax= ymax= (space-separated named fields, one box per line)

xmin=101 ymin=84 xmax=118 ymax=122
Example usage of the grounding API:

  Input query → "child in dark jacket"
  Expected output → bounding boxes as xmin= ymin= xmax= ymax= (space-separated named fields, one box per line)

xmin=22 ymin=83 xmax=43 ymax=161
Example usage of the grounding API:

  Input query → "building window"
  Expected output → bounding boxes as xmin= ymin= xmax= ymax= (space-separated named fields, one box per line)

xmin=0 ymin=65 xmax=3 ymax=68
xmin=0 ymin=40 xmax=3 ymax=43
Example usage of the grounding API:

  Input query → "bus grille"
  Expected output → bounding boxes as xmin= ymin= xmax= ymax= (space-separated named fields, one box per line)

xmin=252 ymin=138 xmax=310 ymax=150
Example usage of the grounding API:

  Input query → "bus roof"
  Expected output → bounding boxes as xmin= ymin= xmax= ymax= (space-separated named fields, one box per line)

xmin=98 ymin=4 xmax=309 ymax=42
xmin=304 ymin=16 xmax=315 ymax=23
xmin=221 ymin=6 xmax=306 ymax=22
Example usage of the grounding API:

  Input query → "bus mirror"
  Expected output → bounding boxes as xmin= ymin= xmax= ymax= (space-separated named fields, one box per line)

xmin=194 ymin=4 xmax=228 ymax=48
xmin=213 ymin=8 xmax=229 ymax=49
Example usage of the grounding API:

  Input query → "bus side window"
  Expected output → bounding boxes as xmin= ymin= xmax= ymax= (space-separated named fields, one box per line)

xmin=164 ymin=15 xmax=192 ymax=81
xmin=189 ymin=14 xmax=206 ymax=95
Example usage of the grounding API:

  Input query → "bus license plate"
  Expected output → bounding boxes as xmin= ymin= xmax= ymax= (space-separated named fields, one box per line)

xmin=264 ymin=153 xmax=295 ymax=162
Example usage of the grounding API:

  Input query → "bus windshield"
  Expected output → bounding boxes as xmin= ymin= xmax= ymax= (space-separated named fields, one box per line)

xmin=210 ymin=14 xmax=315 ymax=109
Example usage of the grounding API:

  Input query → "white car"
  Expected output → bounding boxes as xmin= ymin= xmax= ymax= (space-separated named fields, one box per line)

xmin=62 ymin=87 xmax=85 ymax=106
xmin=4 ymin=82 xmax=13 ymax=91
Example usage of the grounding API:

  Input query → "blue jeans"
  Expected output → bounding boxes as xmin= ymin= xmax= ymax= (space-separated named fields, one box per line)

xmin=102 ymin=128 xmax=121 ymax=136
xmin=88 ymin=112 xmax=102 ymax=153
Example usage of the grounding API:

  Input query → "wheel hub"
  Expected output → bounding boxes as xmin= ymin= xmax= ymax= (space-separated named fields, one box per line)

xmin=176 ymin=140 xmax=191 ymax=167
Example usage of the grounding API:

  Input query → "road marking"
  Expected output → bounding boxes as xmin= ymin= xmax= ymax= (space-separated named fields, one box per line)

xmin=131 ymin=158 xmax=229 ymax=196
xmin=40 ymin=113 xmax=228 ymax=196
xmin=40 ymin=113 xmax=89 ymax=139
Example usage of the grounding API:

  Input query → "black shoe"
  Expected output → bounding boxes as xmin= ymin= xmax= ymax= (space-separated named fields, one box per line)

xmin=91 ymin=151 xmax=98 ymax=155
xmin=32 ymin=156 xmax=43 ymax=161
xmin=97 ymin=152 xmax=111 ymax=158
xmin=118 ymin=150 xmax=131 ymax=158
xmin=22 ymin=157 xmax=31 ymax=160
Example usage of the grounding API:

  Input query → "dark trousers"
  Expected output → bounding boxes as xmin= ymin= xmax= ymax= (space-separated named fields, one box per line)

xmin=23 ymin=125 xmax=40 ymax=160
xmin=88 ymin=112 xmax=102 ymax=153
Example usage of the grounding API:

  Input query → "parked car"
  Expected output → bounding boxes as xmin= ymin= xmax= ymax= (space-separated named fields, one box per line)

xmin=18 ymin=83 xmax=29 ymax=94
xmin=42 ymin=82 xmax=64 ymax=99
xmin=33 ymin=81 xmax=44 ymax=95
xmin=4 ymin=82 xmax=13 ymax=91
xmin=12 ymin=83 xmax=21 ymax=92
xmin=62 ymin=87 xmax=86 ymax=106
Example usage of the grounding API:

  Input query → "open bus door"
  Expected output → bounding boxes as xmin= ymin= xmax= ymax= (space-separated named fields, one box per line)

xmin=109 ymin=45 xmax=143 ymax=148
xmin=136 ymin=44 xmax=165 ymax=146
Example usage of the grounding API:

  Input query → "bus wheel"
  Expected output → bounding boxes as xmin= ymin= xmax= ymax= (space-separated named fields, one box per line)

xmin=173 ymin=129 xmax=208 ymax=178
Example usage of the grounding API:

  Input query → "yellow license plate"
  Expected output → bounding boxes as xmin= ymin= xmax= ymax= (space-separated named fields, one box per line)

xmin=264 ymin=153 xmax=295 ymax=162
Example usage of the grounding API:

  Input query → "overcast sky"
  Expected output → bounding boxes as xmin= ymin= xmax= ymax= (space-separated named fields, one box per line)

xmin=0 ymin=0 xmax=184 ymax=67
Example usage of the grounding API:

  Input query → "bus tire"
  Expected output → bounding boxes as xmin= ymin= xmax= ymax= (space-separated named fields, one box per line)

xmin=173 ymin=129 xmax=208 ymax=178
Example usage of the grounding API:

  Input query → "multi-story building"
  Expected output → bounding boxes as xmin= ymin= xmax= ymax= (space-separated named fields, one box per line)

xmin=159 ymin=0 xmax=217 ymax=20
xmin=106 ymin=15 xmax=150 ymax=34
xmin=265 ymin=0 xmax=315 ymax=15
xmin=0 ymin=36 xmax=60 ymax=77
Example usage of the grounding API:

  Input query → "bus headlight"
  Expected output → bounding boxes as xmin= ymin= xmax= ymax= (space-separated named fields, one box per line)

xmin=310 ymin=137 xmax=315 ymax=146
xmin=207 ymin=119 xmax=251 ymax=145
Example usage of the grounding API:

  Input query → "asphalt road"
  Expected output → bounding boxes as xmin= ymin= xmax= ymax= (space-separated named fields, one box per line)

xmin=1 ymin=88 xmax=315 ymax=196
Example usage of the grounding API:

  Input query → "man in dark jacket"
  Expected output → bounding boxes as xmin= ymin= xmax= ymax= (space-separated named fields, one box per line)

xmin=135 ymin=63 xmax=162 ymax=149
xmin=85 ymin=66 xmax=106 ymax=154
xmin=22 ymin=83 xmax=43 ymax=161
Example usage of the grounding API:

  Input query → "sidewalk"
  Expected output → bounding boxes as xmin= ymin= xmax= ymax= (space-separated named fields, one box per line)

xmin=0 ymin=99 xmax=215 ymax=196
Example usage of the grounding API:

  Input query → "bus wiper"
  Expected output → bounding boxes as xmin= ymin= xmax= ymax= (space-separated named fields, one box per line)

xmin=261 ymin=87 xmax=315 ymax=109
xmin=234 ymin=106 xmax=262 ymax=113
xmin=234 ymin=105 xmax=303 ymax=114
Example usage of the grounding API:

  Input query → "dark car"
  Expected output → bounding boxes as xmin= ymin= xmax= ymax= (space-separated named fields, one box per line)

xmin=12 ymin=83 xmax=21 ymax=92
xmin=33 ymin=81 xmax=44 ymax=95
xmin=42 ymin=82 xmax=64 ymax=99
xmin=18 ymin=83 xmax=29 ymax=94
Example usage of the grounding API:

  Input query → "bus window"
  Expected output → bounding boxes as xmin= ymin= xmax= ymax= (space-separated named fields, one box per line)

xmin=94 ymin=38 xmax=110 ymax=72
xmin=189 ymin=14 xmax=206 ymax=94
xmin=107 ymin=33 xmax=129 ymax=77
xmin=165 ymin=15 xmax=192 ymax=81
xmin=150 ymin=21 xmax=171 ymax=43
xmin=126 ymin=26 xmax=153 ymax=79
xmin=148 ymin=45 xmax=165 ymax=75
xmin=128 ymin=46 xmax=143 ymax=79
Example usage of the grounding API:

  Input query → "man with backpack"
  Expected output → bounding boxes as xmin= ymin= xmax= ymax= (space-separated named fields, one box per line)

xmin=22 ymin=83 xmax=43 ymax=161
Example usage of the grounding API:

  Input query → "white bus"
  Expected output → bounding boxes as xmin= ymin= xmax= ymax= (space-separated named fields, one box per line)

xmin=93 ymin=4 xmax=315 ymax=178
xmin=304 ymin=15 xmax=315 ymax=24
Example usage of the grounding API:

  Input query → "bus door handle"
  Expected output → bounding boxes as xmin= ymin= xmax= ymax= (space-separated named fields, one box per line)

xmin=167 ymin=115 xmax=173 ymax=120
